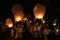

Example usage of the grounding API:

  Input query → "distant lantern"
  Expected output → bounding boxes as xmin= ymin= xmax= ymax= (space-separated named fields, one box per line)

xmin=23 ymin=18 xmax=28 ymax=21
xmin=6 ymin=18 xmax=13 ymax=28
xmin=42 ymin=18 xmax=45 ymax=23
xmin=34 ymin=3 xmax=46 ymax=19
xmin=12 ymin=4 xmax=24 ymax=22
xmin=53 ymin=19 xmax=57 ymax=26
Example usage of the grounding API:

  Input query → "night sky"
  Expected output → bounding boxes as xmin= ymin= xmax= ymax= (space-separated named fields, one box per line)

xmin=0 ymin=0 xmax=60 ymax=22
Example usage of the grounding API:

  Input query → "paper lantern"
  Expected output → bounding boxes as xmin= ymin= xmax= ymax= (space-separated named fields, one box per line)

xmin=12 ymin=4 xmax=24 ymax=22
xmin=34 ymin=3 xmax=46 ymax=19
xmin=6 ymin=18 xmax=13 ymax=28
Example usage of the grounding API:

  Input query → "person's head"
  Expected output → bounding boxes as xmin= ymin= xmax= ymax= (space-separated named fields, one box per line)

xmin=35 ymin=19 xmax=41 ymax=26
xmin=42 ymin=27 xmax=50 ymax=36
xmin=27 ymin=21 xmax=31 ymax=26
xmin=45 ymin=22 xmax=53 ymax=29
xmin=35 ymin=22 xmax=39 ymax=26
xmin=57 ymin=22 xmax=60 ymax=28
xmin=15 ymin=21 xmax=23 ymax=28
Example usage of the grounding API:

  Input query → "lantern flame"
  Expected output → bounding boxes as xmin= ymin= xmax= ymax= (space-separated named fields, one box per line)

xmin=37 ymin=14 xmax=44 ymax=19
xmin=8 ymin=24 xmax=13 ymax=28
xmin=34 ymin=3 xmax=46 ymax=19
xmin=15 ymin=16 xmax=22 ymax=22
xmin=6 ymin=18 xmax=13 ymax=28
xmin=12 ymin=4 xmax=24 ymax=22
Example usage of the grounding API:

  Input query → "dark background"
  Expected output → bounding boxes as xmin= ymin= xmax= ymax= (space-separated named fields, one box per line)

xmin=0 ymin=0 xmax=60 ymax=22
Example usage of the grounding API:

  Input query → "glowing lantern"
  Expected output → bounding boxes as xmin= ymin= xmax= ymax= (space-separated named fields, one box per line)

xmin=43 ymin=20 xmax=45 ymax=23
xmin=53 ymin=19 xmax=57 ymax=26
xmin=23 ymin=18 xmax=27 ymax=21
xmin=53 ymin=23 xmax=56 ymax=26
xmin=34 ymin=3 xmax=46 ymax=19
xmin=12 ymin=4 xmax=24 ymax=22
xmin=6 ymin=18 xmax=13 ymax=28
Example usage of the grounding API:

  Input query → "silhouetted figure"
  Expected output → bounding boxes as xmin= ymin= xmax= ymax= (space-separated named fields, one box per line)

xmin=23 ymin=21 xmax=33 ymax=40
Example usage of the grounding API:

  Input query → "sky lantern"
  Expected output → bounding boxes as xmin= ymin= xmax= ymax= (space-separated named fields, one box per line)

xmin=12 ymin=4 xmax=24 ymax=22
xmin=34 ymin=3 xmax=46 ymax=19
xmin=6 ymin=18 xmax=13 ymax=28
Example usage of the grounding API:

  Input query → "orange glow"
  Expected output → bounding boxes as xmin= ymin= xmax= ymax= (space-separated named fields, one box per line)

xmin=37 ymin=14 xmax=44 ymax=19
xmin=12 ymin=4 xmax=24 ymax=22
xmin=6 ymin=18 xmax=13 ymax=28
xmin=34 ymin=3 xmax=46 ymax=19
xmin=15 ymin=15 xmax=22 ymax=22
xmin=8 ymin=24 xmax=13 ymax=28
xmin=23 ymin=18 xmax=28 ymax=21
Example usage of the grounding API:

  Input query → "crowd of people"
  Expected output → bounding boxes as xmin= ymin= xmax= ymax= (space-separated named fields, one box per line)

xmin=0 ymin=19 xmax=60 ymax=40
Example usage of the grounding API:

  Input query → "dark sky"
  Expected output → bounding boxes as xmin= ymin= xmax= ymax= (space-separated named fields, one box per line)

xmin=0 ymin=0 xmax=60 ymax=21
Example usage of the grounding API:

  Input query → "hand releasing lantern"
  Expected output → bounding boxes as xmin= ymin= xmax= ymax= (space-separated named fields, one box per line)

xmin=6 ymin=18 xmax=13 ymax=28
xmin=12 ymin=4 xmax=24 ymax=22
xmin=34 ymin=3 xmax=46 ymax=19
